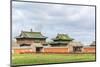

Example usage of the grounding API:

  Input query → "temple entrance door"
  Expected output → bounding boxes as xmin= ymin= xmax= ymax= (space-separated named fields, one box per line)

xmin=36 ymin=47 xmax=43 ymax=53
xmin=73 ymin=46 xmax=82 ymax=53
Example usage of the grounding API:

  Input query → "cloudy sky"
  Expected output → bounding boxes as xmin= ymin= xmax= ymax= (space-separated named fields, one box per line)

xmin=12 ymin=1 xmax=95 ymax=45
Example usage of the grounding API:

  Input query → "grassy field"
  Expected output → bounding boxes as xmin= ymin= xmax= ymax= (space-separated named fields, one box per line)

xmin=12 ymin=53 xmax=95 ymax=66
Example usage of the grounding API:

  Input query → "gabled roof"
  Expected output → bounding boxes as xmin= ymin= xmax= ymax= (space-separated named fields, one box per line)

xmin=16 ymin=31 xmax=47 ymax=39
xmin=53 ymin=34 xmax=74 ymax=41
xmin=68 ymin=41 xmax=83 ymax=46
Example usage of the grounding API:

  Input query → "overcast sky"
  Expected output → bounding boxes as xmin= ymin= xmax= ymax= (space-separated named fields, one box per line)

xmin=12 ymin=1 xmax=95 ymax=45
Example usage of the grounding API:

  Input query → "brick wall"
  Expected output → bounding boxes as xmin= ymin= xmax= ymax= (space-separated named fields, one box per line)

xmin=43 ymin=47 xmax=69 ymax=53
xmin=13 ymin=48 xmax=34 ymax=54
xmin=13 ymin=47 xmax=96 ymax=54
xmin=83 ymin=47 xmax=95 ymax=53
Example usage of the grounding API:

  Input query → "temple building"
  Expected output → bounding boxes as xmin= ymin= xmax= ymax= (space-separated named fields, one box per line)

xmin=68 ymin=41 xmax=83 ymax=53
xmin=49 ymin=34 xmax=74 ymax=47
xmin=15 ymin=30 xmax=47 ymax=53
xmin=12 ymin=31 xmax=95 ymax=54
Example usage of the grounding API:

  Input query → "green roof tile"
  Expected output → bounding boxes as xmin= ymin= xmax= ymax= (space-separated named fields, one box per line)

xmin=16 ymin=31 xmax=47 ymax=39
xmin=53 ymin=34 xmax=73 ymax=41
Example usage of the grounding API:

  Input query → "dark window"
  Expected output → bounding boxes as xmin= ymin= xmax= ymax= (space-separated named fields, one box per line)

xmin=36 ymin=47 xmax=43 ymax=53
xmin=20 ymin=44 xmax=31 ymax=47
xmin=51 ymin=44 xmax=67 ymax=47
xmin=43 ymin=44 xmax=48 ymax=46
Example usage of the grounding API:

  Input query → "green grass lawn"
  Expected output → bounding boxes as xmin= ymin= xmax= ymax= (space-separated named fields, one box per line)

xmin=12 ymin=53 xmax=95 ymax=66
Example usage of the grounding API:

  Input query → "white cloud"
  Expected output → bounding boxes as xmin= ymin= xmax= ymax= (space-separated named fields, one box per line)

xmin=12 ymin=1 xmax=95 ymax=44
